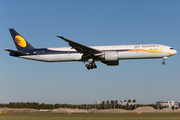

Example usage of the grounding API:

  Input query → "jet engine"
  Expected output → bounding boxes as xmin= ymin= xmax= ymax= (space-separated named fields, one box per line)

xmin=100 ymin=51 xmax=119 ymax=66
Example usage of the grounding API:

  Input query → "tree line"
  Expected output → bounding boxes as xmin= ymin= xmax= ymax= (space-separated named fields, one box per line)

xmin=0 ymin=99 xmax=164 ymax=110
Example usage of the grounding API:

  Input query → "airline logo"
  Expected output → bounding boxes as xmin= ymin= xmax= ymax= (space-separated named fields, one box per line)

xmin=14 ymin=35 xmax=27 ymax=48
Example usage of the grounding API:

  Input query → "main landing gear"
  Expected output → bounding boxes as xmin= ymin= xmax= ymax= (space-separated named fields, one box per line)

xmin=85 ymin=59 xmax=97 ymax=70
xmin=162 ymin=57 xmax=167 ymax=65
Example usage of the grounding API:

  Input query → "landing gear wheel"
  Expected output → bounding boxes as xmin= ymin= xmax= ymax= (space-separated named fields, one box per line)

xmin=85 ymin=59 xmax=97 ymax=70
xmin=94 ymin=65 xmax=97 ymax=68
xmin=85 ymin=64 xmax=90 ymax=70
xmin=92 ymin=63 xmax=97 ymax=68
xmin=162 ymin=61 xmax=165 ymax=65
xmin=89 ymin=63 xmax=93 ymax=69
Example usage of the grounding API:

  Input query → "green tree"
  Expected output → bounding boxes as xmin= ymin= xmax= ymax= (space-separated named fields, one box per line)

xmin=102 ymin=101 xmax=105 ymax=109
xmin=106 ymin=100 xmax=109 ymax=109
xmin=39 ymin=103 xmax=45 ymax=109
xmin=115 ymin=100 xmax=118 ymax=109
xmin=110 ymin=100 xmax=114 ymax=109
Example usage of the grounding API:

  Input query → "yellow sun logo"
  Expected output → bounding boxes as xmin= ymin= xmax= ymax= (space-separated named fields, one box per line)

xmin=14 ymin=35 xmax=27 ymax=48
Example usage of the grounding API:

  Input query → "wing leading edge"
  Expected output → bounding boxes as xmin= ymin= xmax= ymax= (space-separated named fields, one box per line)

xmin=56 ymin=36 xmax=103 ymax=57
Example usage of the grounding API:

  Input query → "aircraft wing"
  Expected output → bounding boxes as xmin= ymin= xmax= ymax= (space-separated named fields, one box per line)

xmin=4 ymin=49 xmax=28 ymax=55
xmin=56 ymin=36 xmax=103 ymax=57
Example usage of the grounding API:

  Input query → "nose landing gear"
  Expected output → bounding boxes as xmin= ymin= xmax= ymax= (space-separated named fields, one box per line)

xmin=162 ymin=57 xmax=167 ymax=65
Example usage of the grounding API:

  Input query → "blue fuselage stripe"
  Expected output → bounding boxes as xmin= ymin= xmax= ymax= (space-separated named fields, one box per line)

xmin=11 ymin=48 xmax=131 ymax=56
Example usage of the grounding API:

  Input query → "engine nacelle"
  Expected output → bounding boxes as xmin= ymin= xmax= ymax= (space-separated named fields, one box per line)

xmin=105 ymin=51 xmax=118 ymax=61
xmin=100 ymin=51 xmax=119 ymax=66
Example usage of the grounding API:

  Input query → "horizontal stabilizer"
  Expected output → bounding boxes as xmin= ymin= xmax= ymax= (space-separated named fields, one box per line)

xmin=4 ymin=49 xmax=28 ymax=55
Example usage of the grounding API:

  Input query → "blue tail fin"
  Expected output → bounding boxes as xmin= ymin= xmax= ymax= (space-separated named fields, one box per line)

xmin=9 ymin=28 xmax=35 ymax=52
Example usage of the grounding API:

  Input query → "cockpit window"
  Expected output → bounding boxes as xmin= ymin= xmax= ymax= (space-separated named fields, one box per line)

xmin=170 ymin=48 xmax=174 ymax=50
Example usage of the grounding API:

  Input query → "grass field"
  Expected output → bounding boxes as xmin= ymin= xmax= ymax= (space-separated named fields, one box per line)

xmin=0 ymin=112 xmax=180 ymax=120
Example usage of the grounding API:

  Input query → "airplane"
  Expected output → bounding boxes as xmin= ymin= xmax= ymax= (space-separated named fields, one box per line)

xmin=4 ymin=28 xmax=177 ymax=70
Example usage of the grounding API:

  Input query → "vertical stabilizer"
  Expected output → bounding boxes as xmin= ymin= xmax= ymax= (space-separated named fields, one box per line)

xmin=9 ymin=28 xmax=35 ymax=52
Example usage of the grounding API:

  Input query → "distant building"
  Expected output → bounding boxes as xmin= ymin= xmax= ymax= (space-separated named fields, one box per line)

xmin=39 ymin=109 xmax=50 ymax=111
xmin=156 ymin=100 xmax=179 ymax=109
xmin=96 ymin=101 xmax=102 ymax=105
xmin=118 ymin=102 xmax=127 ymax=106
xmin=128 ymin=102 xmax=137 ymax=106
xmin=118 ymin=102 xmax=136 ymax=106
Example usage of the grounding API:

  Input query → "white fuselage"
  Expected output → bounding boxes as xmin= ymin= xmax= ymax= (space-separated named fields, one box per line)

xmin=19 ymin=44 xmax=177 ymax=62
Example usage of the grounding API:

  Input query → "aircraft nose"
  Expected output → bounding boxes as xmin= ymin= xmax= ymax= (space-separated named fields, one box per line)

xmin=174 ymin=49 xmax=177 ymax=54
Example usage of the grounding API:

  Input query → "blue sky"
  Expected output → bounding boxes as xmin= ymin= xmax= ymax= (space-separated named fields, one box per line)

xmin=0 ymin=0 xmax=180 ymax=104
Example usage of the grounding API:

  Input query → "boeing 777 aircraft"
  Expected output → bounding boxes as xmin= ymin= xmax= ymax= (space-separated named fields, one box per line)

xmin=4 ymin=28 xmax=177 ymax=70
